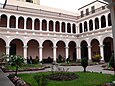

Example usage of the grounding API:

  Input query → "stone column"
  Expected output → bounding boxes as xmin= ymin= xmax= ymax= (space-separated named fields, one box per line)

xmin=47 ymin=21 xmax=49 ymax=32
xmin=16 ymin=17 xmax=18 ymax=29
xmin=24 ymin=18 xmax=26 ymax=30
xmin=65 ymin=22 xmax=67 ymax=33
xmin=53 ymin=46 xmax=57 ymax=62
xmin=99 ymin=45 xmax=104 ymax=60
xmin=39 ymin=46 xmax=43 ymax=62
xmin=99 ymin=17 xmax=101 ymax=29
xmin=60 ymin=22 xmax=62 ymax=33
xmin=76 ymin=46 xmax=81 ymax=60
xmin=40 ymin=20 xmax=42 ymax=31
xmin=53 ymin=21 xmax=55 ymax=32
xmin=87 ymin=46 xmax=92 ymax=60
xmin=7 ymin=16 xmax=10 ymax=28
xmin=65 ymin=47 xmax=69 ymax=59
xmin=32 ymin=19 xmax=34 ymax=30
xmin=23 ymin=45 xmax=28 ymax=59
xmin=5 ymin=46 xmax=10 ymax=55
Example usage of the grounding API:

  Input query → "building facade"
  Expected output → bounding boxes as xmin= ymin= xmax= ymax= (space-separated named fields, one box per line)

xmin=0 ymin=0 xmax=113 ymax=62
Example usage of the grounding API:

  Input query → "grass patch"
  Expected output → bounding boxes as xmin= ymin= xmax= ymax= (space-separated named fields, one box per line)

xmin=5 ymin=64 xmax=43 ymax=71
xmin=18 ymin=72 xmax=115 ymax=86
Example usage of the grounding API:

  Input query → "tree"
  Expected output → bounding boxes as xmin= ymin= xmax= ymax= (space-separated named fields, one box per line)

xmin=109 ymin=53 xmax=115 ymax=74
xmin=81 ymin=57 xmax=88 ymax=72
xmin=8 ymin=55 xmax=25 ymax=76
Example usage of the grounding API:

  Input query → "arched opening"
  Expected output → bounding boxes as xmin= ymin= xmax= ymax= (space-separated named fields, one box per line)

xmin=81 ymin=41 xmax=88 ymax=59
xmin=0 ymin=38 xmax=6 ymax=55
xmin=0 ymin=14 xmax=7 ymax=27
xmin=91 ymin=39 xmax=100 ymax=61
xmin=49 ymin=20 xmax=53 ymax=31
xmin=34 ymin=18 xmax=40 ymax=30
xmin=84 ymin=21 xmax=88 ymax=32
xmin=42 ymin=40 xmax=53 ymax=63
xmin=68 ymin=41 xmax=76 ymax=62
xmin=10 ymin=39 xmax=23 ymax=56
xmin=103 ymin=37 xmax=113 ymax=62
xmin=62 ymin=22 xmax=65 ymax=33
xmin=56 ymin=41 xmax=65 ymax=62
xmin=108 ymin=13 xmax=112 ymax=26
xmin=26 ymin=17 xmax=32 ymax=30
xmin=42 ymin=19 xmax=47 ymax=31
xmin=18 ymin=17 xmax=24 ymax=29
xmin=72 ymin=24 xmax=76 ymax=33
xmin=67 ymin=23 xmax=71 ymax=33
xmin=95 ymin=18 xmax=99 ymax=29
xmin=27 ymin=39 xmax=39 ymax=59
xmin=55 ymin=21 xmax=60 ymax=32
xmin=101 ymin=15 xmax=106 ymax=28
xmin=89 ymin=20 xmax=93 ymax=31
xmin=10 ymin=15 xmax=16 ymax=28
xmin=79 ymin=23 xmax=83 ymax=33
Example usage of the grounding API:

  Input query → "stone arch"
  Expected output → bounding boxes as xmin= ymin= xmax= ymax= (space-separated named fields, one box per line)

xmin=10 ymin=15 xmax=16 ymax=28
xmin=62 ymin=22 xmax=65 ymax=32
xmin=95 ymin=17 xmax=99 ymax=29
xmin=80 ymin=40 xmax=88 ymax=59
xmin=103 ymin=37 xmax=113 ymax=62
xmin=49 ymin=20 xmax=53 ymax=31
xmin=91 ymin=39 xmax=100 ymax=60
xmin=18 ymin=16 xmax=24 ymax=29
xmin=34 ymin=18 xmax=40 ymax=30
xmin=26 ymin=17 xmax=32 ymax=30
xmin=0 ymin=38 xmax=6 ymax=55
xmin=72 ymin=24 xmax=76 ymax=33
xmin=27 ymin=39 xmax=39 ymax=59
xmin=79 ymin=23 xmax=83 ymax=33
xmin=68 ymin=41 xmax=76 ymax=61
xmin=56 ymin=40 xmax=66 ymax=61
xmin=101 ymin=15 xmax=106 ymax=28
xmin=84 ymin=21 xmax=88 ymax=32
xmin=108 ymin=13 xmax=112 ymax=26
xmin=89 ymin=19 xmax=93 ymax=31
xmin=42 ymin=40 xmax=53 ymax=63
xmin=0 ymin=14 xmax=7 ymax=27
xmin=9 ymin=39 xmax=24 ymax=56
xmin=42 ymin=19 xmax=47 ymax=31
xmin=67 ymin=23 xmax=71 ymax=33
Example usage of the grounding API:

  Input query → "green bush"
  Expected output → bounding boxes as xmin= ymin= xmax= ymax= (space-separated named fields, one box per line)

xmin=57 ymin=55 xmax=63 ymax=63
xmin=92 ymin=54 xmax=102 ymax=62
xmin=34 ymin=75 xmax=48 ymax=86
xmin=81 ymin=57 xmax=88 ymax=72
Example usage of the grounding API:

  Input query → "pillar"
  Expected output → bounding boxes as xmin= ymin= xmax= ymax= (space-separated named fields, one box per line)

xmin=47 ymin=21 xmax=49 ymax=32
xmin=65 ymin=47 xmax=69 ymax=59
xmin=5 ymin=46 xmax=10 ymax=55
xmin=87 ymin=46 xmax=92 ymax=60
xmin=40 ymin=20 xmax=42 ymax=31
xmin=24 ymin=18 xmax=26 ymax=30
xmin=99 ymin=45 xmax=104 ymax=60
xmin=53 ymin=21 xmax=55 ymax=32
xmin=39 ymin=46 xmax=43 ymax=62
xmin=76 ymin=46 xmax=81 ymax=60
xmin=53 ymin=46 xmax=57 ymax=62
xmin=23 ymin=45 xmax=28 ymax=59
xmin=7 ymin=16 xmax=10 ymax=28
xmin=16 ymin=17 xmax=18 ymax=29
xmin=32 ymin=19 xmax=34 ymax=30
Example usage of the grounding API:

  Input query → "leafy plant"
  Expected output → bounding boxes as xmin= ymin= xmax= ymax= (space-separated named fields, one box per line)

xmin=109 ymin=54 xmax=115 ymax=74
xmin=81 ymin=57 xmax=88 ymax=72
xmin=34 ymin=75 xmax=48 ymax=86
xmin=8 ymin=55 xmax=25 ymax=76
xmin=92 ymin=54 xmax=102 ymax=62
xmin=57 ymin=55 xmax=63 ymax=63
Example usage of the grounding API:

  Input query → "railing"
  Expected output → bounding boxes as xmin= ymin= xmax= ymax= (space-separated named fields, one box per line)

xmin=0 ymin=3 xmax=77 ymax=20
xmin=79 ymin=5 xmax=108 ymax=18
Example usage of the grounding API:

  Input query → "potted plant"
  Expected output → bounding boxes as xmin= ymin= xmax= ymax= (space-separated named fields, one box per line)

xmin=92 ymin=54 xmax=102 ymax=62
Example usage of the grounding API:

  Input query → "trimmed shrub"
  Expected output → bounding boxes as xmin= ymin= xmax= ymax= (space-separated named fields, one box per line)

xmin=81 ymin=57 xmax=88 ymax=72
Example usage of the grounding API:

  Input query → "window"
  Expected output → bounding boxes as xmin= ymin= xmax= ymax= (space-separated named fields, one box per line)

xmin=26 ymin=0 xmax=33 ymax=3
xmin=91 ymin=6 xmax=95 ymax=13
xmin=81 ymin=11 xmax=84 ymax=17
xmin=86 ymin=8 xmax=89 ymax=15
xmin=102 ymin=6 xmax=105 ymax=10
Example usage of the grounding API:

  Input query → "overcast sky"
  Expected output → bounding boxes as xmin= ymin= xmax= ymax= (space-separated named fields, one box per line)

xmin=0 ymin=0 xmax=106 ymax=12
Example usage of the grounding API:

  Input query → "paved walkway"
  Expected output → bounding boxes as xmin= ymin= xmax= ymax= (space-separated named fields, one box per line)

xmin=7 ymin=64 xmax=114 ymax=75
xmin=0 ymin=69 xmax=14 ymax=86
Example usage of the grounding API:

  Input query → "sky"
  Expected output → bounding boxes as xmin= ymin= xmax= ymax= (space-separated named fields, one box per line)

xmin=0 ymin=0 xmax=105 ymax=12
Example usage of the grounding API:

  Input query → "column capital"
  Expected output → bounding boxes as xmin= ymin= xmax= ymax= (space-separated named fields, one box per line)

xmin=39 ymin=46 xmax=43 ymax=49
xmin=65 ymin=47 xmax=69 ymax=49
xmin=5 ymin=46 xmax=10 ymax=48
xmin=99 ymin=45 xmax=104 ymax=47
xmin=87 ymin=46 xmax=92 ymax=48
xmin=52 ymin=46 xmax=57 ymax=49
xmin=23 ymin=45 xmax=28 ymax=48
